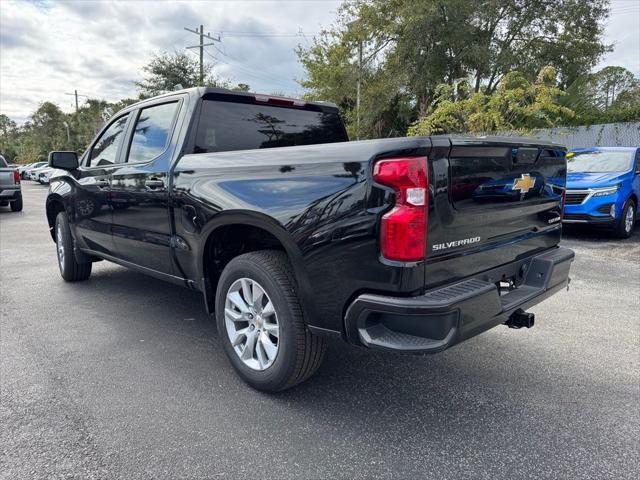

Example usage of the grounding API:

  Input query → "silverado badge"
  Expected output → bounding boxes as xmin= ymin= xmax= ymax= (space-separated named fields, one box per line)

xmin=512 ymin=174 xmax=536 ymax=194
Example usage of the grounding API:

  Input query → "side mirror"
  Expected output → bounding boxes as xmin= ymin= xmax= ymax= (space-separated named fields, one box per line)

xmin=49 ymin=151 xmax=79 ymax=170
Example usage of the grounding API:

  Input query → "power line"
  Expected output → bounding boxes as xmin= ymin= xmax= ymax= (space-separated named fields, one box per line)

xmin=202 ymin=49 xmax=295 ymax=90
xmin=210 ymin=44 xmax=295 ymax=86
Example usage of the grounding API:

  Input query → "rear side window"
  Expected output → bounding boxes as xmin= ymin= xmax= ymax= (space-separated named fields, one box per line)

xmin=127 ymin=102 xmax=179 ymax=163
xmin=194 ymin=99 xmax=347 ymax=153
xmin=89 ymin=114 xmax=129 ymax=167
xmin=0 ymin=156 xmax=7 ymax=168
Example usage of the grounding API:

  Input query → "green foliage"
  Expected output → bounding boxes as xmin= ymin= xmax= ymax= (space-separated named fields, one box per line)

xmin=407 ymin=67 xmax=575 ymax=135
xmin=297 ymin=0 xmax=612 ymax=138
xmin=135 ymin=51 xmax=248 ymax=96
xmin=136 ymin=51 xmax=214 ymax=95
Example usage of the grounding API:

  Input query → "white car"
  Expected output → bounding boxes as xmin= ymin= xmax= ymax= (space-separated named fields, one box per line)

xmin=38 ymin=167 xmax=55 ymax=184
xmin=22 ymin=161 xmax=47 ymax=179
xmin=29 ymin=165 xmax=50 ymax=182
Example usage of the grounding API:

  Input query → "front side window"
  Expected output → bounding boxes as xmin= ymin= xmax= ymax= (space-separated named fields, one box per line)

xmin=89 ymin=115 xmax=129 ymax=167
xmin=567 ymin=150 xmax=634 ymax=173
xmin=127 ymin=102 xmax=178 ymax=163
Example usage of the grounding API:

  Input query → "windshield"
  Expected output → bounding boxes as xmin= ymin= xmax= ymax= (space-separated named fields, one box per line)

xmin=567 ymin=150 xmax=633 ymax=173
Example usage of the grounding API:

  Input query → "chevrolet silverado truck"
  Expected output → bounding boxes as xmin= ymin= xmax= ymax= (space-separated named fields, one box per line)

xmin=0 ymin=154 xmax=22 ymax=211
xmin=46 ymin=88 xmax=574 ymax=392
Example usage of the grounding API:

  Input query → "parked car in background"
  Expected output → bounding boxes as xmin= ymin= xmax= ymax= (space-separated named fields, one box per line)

xmin=23 ymin=161 xmax=47 ymax=179
xmin=563 ymin=147 xmax=639 ymax=238
xmin=29 ymin=164 xmax=51 ymax=182
xmin=17 ymin=163 xmax=34 ymax=179
xmin=38 ymin=167 xmax=55 ymax=184
xmin=0 ymin=154 xmax=22 ymax=211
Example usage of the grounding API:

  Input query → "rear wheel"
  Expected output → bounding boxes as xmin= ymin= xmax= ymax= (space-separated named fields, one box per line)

xmin=10 ymin=194 xmax=22 ymax=212
xmin=215 ymin=250 xmax=326 ymax=392
xmin=55 ymin=212 xmax=92 ymax=281
xmin=614 ymin=200 xmax=635 ymax=238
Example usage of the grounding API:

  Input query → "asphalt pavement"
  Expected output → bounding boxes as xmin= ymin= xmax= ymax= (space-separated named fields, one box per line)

xmin=1 ymin=183 xmax=639 ymax=479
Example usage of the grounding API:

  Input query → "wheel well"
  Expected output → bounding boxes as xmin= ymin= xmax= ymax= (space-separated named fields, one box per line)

xmin=46 ymin=199 xmax=65 ymax=242
xmin=203 ymin=224 xmax=287 ymax=298
xmin=628 ymin=193 xmax=637 ymax=207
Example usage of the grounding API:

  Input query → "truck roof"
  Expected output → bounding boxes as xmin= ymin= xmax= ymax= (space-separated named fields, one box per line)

xmin=127 ymin=87 xmax=339 ymax=112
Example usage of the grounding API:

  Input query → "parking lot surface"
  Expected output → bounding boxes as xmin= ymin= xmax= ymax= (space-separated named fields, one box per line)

xmin=1 ymin=183 xmax=639 ymax=479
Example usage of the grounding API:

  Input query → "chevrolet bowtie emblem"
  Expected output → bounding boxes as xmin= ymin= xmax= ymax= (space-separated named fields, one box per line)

xmin=512 ymin=174 xmax=536 ymax=194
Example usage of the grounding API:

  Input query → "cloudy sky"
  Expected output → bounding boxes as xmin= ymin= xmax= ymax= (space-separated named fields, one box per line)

xmin=1 ymin=0 xmax=638 ymax=124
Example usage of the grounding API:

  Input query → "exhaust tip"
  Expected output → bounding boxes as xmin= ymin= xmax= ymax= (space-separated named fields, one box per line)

xmin=505 ymin=309 xmax=535 ymax=329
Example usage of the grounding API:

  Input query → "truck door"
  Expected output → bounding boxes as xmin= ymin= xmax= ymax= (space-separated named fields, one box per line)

xmin=73 ymin=113 xmax=130 ymax=256
xmin=109 ymin=100 xmax=181 ymax=275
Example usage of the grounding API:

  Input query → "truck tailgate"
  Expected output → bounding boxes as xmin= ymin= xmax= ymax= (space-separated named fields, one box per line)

xmin=0 ymin=170 xmax=15 ymax=187
xmin=425 ymin=137 xmax=566 ymax=289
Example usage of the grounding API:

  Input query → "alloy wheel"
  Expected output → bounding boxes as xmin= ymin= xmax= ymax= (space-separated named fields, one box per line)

xmin=625 ymin=204 xmax=634 ymax=233
xmin=56 ymin=224 xmax=65 ymax=269
xmin=224 ymin=278 xmax=280 ymax=371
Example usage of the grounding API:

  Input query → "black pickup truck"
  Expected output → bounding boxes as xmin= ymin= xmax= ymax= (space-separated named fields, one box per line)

xmin=46 ymin=88 xmax=574 ymax=392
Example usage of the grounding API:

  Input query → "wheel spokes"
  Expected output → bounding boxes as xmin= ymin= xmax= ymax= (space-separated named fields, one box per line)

xmin=252 ymin=282 xmax=265 ymax=311
xmin=263 ymin=322 xmax=279 ymax=338
xmin=227 ymin=291 xmax=250 ymax=314
xmin=230 ymin=326 xmax=250 ymax=347
xmin=241 ymin=330 xmax=258 ymax=360
xmin=225 ymin=278 xmax=279 ymax=371
xmin=259 ymin=332 xmax=277 ymax=360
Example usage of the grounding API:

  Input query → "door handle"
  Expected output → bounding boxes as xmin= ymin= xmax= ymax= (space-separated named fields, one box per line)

xmin=95 ymin=179 xmax=109 ymax=188
xmin=144 ymin=179 xmax=165 ymax=190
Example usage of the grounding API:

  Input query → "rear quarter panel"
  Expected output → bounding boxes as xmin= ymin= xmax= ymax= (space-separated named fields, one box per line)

xmin=171 ymin=137 xmax=432 ymax=333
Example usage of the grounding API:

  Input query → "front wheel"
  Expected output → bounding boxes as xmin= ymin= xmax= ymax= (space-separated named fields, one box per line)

xmin=215 ymin=250 xmax=326 ymax=392
xmin=55 ymin=212 xmax=92 ymax=281
xmin=614 ymin=200 xmax=636 ymax=238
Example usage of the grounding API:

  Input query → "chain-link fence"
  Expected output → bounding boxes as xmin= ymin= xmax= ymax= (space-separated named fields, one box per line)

xmin=514 ymin=122 xmax=640 ymax=149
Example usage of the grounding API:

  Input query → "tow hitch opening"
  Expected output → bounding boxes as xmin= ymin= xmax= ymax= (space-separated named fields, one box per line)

xmin=505 ymin=309 xmax=535 ymax=329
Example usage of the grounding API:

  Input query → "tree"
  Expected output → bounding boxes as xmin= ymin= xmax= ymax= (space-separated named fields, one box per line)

xmin=0 ymin=114 xmax=17 ymax=160
xmin=407 ymin=66 xmax=575 ymax=135
xmin=591 ymin=67 xmax=637 ymax=110
xmin=297 ymin=0 xmax=611 ymax=138
xmin=136 ymin=51 xmax=219 ymax=96
xmin=559 ymin=66 xmax=640 ymax=124
xmin=135 ymin=51 xmax=250 ymax=97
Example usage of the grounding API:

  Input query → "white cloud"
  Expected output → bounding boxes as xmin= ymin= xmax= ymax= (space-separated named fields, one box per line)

xmin=1 ymin=0 xmax=638 ymax=124
xmin=0 ymin=0 xmax=342 ymax=123
xmin=597 ymin=0 xmax=640 ymax=76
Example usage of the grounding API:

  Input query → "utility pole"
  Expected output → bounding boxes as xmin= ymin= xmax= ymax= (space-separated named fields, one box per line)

xmin=184 ymin=25 xmax=221 ymax=86
xmin=65 ymin=90 xmax=87 ymax=113
xmin=356 ymin=39 xmax=362 ymax=141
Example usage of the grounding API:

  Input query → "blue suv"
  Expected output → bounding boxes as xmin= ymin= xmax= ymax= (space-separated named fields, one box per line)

xmin=563 ymin=147 xmax=639 ymax=238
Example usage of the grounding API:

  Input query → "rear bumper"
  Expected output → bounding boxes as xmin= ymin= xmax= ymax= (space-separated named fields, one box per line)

xmin=0 ymin=187 xmax=21 ymax=199
xmin=344 ymin=247 xmax=574 ymax=353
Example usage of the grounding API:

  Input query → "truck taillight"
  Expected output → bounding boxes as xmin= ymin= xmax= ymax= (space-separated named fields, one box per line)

xmin=13 ymin=170 xmax=20 ymax=184
xmin=373 ymin=156 xmax=428 ymax=262
xmin=560 ymin=188 xmax=566 ymax=220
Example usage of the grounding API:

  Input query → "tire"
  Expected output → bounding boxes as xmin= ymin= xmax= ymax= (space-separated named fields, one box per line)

xmin=55 ymin=212 xmax=92 ymax=281
xmin=215 ymin=250 xmax=326 ymax=392
xmin=613 ymin=200 xmax=636 ymax=239
xmin=10 ymin=194 xmax=22 ymax=212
